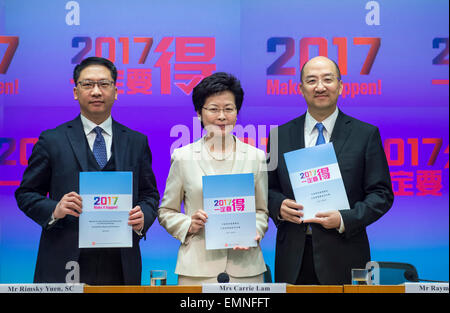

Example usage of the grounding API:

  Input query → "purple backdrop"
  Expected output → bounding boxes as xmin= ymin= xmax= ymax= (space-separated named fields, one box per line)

xmin=0 ymin=0 xmax=448 ymax=284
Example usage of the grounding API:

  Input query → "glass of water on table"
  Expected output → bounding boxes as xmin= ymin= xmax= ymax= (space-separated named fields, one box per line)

xmin=351 ymin=268 xmax=369 ymax=285
xmin=150 ymin=270 xmax=167 ymax=286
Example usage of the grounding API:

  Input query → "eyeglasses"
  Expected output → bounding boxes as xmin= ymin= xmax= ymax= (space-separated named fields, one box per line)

xmin=304 ymin=75 xmax=340 ymax=87
xmin=202 ymin=107 xmax=237 ymax=115
xmin=77 ymin=80 xmax=115 ymax=90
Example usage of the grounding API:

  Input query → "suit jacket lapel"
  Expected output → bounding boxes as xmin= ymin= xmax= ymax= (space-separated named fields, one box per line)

xmin=193 ymin=138 xmax=215 ymax=176
xmin=330 ymin=110 xmax=352 ymax=156
xmin=66 ymin=115 xmax=89 ymax=172
xmin=112 ymin=120 xmax=128 ymax=171
xmin=289 ymin=114 xmax=306 ymax=152
xmin=231 ymin=137 xmax=246 ymax=174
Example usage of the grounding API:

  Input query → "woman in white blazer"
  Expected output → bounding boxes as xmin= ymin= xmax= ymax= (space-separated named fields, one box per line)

xmin=158 ymin=72 xmax=269 ymax=285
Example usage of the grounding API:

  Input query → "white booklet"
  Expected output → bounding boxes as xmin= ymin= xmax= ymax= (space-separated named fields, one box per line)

xmin=202 ymin=173 xmax=257 ymax=250
xmin=284 ymin=143 xmax=350 ymax=219
xmin=79 ymin=171 xmax=133 ymax=248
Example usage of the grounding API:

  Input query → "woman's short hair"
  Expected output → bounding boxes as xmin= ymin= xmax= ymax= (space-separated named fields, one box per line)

xmin=192 ymin=72 xmax=244 ymax=114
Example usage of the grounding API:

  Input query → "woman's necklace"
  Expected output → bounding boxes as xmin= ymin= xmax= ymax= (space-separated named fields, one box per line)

xmin=204 ymin=136 xmax=235 ymax=161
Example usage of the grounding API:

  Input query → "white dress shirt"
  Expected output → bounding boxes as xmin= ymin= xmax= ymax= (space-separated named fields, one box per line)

xmin=80 ymin=114 xmax=113 ymax=161
xmin=304 ymin=108 xmax=345 ymax=233
xmin=48 ymin=115 xmax=113 ymax=226
xmin=304 ymin=108 xmax=338 ymax=148
xmin=80 ymin=114 xmax=143 ymax=235
xmin=50 ymin=115 xmax=143 ymax=235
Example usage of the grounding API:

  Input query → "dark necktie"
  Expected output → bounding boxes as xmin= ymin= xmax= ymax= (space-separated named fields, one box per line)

xmin=93 ymin=126 xmax=107 ymax=169
xmin=315 ymin=123 xmax=326 ymax=145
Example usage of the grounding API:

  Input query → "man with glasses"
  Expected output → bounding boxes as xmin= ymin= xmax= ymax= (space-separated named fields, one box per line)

xmin=267 ymin=56 xmax=394 ymax=285
xmin=15 ymin=57 xmax=160 ymax=285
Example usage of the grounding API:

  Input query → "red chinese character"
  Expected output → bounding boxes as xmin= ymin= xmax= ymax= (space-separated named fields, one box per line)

xmin=126 ymin=69 xmax=152 ymax=94
xmin=116 ymin=69 xmax=125 ymax=95
xmin=416 ymin=170 xmax=442 ymax=196
xmin=154 ymin=37 xmax=175 ymax=95
xmin=233 ymin=198 xmax=245 ymax=211
xmin=390 ymin=171 xmax=414 ymax=196
xmin=318 ymin=167 xmax=330 ymax=180
xmin=220 ymin=206 xmax=226 ymax=213
xmin=174 ymin=37 xmax=216 ymax=95
xmin=445 ymin=145 xmax=449 ymax=169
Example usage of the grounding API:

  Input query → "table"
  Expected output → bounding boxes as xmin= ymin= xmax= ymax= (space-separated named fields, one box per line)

xmin=83 ymin=285 xmax=405 ymax=293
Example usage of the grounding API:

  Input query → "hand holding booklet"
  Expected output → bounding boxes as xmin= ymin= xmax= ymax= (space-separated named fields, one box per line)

xmin=79 ymin=171 xmax=133 ymax=248
xmin=284 ymin=142 xmax=350 ymax=220
xmin=202 ymin=173 xmax=257 ymax=250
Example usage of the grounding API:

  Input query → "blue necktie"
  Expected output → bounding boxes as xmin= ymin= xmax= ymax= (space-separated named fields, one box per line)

xmin=93 ymin=126 xmax=107 ymax=169
xmin=306 ymin=122 xmax=326 ymax=234
xmin=315 ymin=123 xmax=326 ymax=145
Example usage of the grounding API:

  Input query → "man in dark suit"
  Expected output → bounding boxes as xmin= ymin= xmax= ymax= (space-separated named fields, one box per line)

xmin=267 ymin=56 xmax=394 ymax=285
xmin=15 ymin=57 xmax=160 ymax=285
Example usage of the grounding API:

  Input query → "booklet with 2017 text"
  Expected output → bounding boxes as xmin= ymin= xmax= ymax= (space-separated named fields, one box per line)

xmin=284 ymin=142 xmax=350 ymax=220
xmin=79 ymin=171 xmax=133 ymax=248
xmin=203 ymin=173 xmax=257 ymax=250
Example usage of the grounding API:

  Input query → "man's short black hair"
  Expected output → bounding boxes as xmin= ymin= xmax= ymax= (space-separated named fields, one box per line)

xmin=192 ymin=72 xmax=244 ymax=114
xmin=300 ymin=57 xmax=342 ymax=83
xmin=73 ymin=57 xmax=117 ymax=86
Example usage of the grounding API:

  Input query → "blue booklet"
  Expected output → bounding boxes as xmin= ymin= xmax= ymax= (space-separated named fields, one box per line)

xmin=284 ymin=143 xmax=350 ymax=220
xmin=202 ymin=173 xmax=257 ymax=250
xmin=79 ymin=172 xmax=133 ymax=248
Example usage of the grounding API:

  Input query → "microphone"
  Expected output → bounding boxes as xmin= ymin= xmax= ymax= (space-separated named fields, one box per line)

xmin=404 ymin=270 xmax=419 ymax=282
xmin=217 ymin=272 xmax=230 ymax=283
xmin=404 ymin=270 xmax=449 ymax=283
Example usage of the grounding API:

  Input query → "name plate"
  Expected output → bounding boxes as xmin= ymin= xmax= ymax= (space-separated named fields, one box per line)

xmin=202 ymin=283 xmax=286 ymax=293
xmin=0 ymin=284 xmax=84 ymax=293
xmin=405 ymin=283 xmax=449 ymax=293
